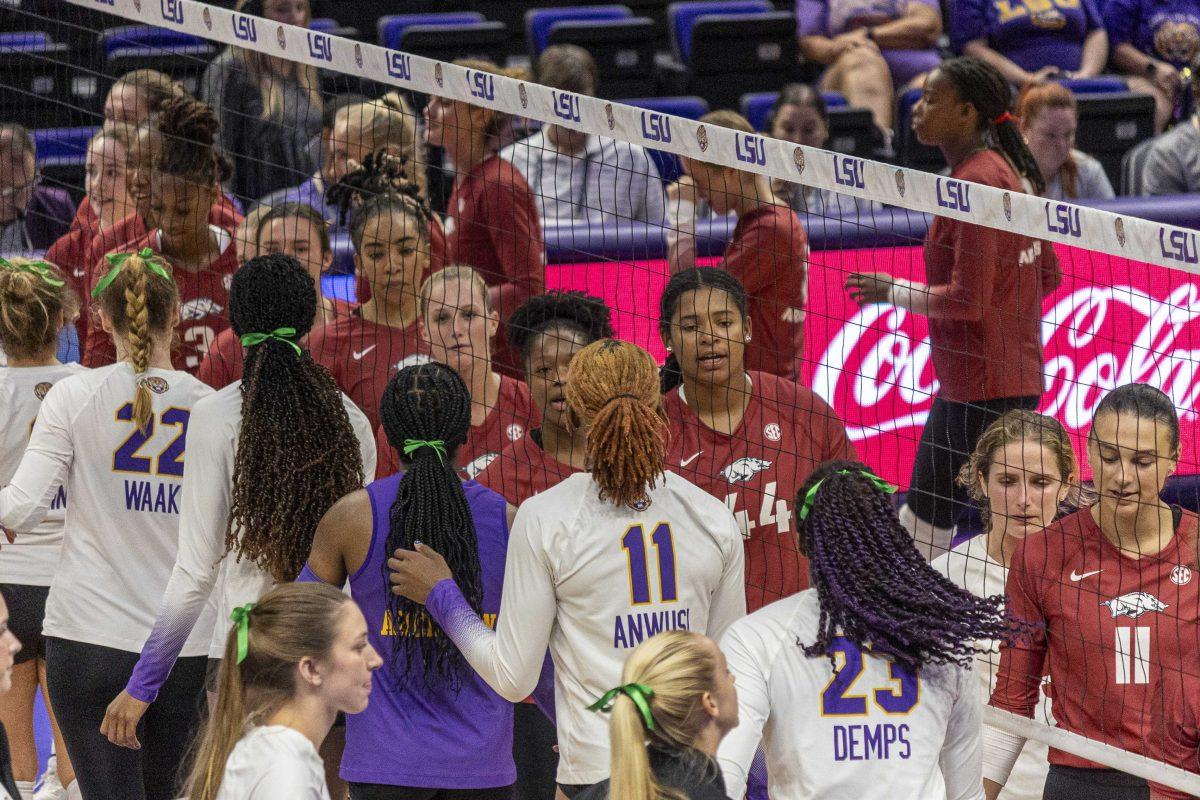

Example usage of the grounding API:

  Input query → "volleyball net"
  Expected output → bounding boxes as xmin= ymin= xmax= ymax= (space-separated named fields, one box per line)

xmin=3 ymin=0 xmax=1199 ymax=793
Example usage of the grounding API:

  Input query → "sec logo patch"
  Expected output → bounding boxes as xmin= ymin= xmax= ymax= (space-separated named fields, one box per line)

xmin=1171 ymin=564 xmax=1193 ymax=586
xmin=34 ymin=382 xmax=52 ymax=400
xmin=506 ymin=423 xmax=525 ymax=441
xmin=763 ymin=423 xmax=782 ymax=442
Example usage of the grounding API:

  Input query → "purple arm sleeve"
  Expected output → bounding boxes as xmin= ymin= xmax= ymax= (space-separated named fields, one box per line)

xmin=533 ymin=652 xmax=556 ymax=724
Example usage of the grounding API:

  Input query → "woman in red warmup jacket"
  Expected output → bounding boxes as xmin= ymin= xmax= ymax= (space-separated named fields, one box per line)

xmin=83 ymin=97 xmax=239 ymax=374
xmin=425 ymin=58 xmax=545 ymax=378
xmin=846 ymin=56 xmax=1061 ymax=561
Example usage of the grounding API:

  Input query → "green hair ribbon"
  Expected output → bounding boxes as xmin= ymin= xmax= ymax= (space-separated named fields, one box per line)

xmin=229 ymin=603 xmax=255 ymax=664
xmin=240 ymin=327 xmax=302 ymax=357
xmin=91 ymin=248 xmax=173 ymax=298
xmin=797 ymin=469 xmax=897 ymax=523
xmin=587 ymin=683 xmax=656 ymax=731
xmin=402 ymin=438 xmax=447 ymax=464
xmin=0 ymin=257 xmax=65 ymax=287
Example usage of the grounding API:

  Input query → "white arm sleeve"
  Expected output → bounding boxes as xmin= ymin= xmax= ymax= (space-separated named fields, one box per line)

xmin=717 ymin=621 xmax=772 ymax=800
xmin=425 ymin=504 xmax=557 ymax=702
xmin=343 ymin=395 xmax=377 ymax=484
xmin=981 ymin=722 xmax=1027 ymax=785
xmin=941 ymin=664 xmax=987 ymax=800
xmin=705 ymin=518 xmax=747 ymax=642
xmin=0 ymin=383 xmax=74 ymax=532
xmin=886 ymin=278 xmax=935 ymax=317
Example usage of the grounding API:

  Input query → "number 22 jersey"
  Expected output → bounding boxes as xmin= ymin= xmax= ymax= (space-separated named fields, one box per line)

xmin=0 ymin=363 xmax=216 ymax=654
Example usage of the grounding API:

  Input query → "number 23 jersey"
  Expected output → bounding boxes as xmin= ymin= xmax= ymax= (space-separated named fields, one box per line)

xmin=0 ymin=363 xmax=215 ymax=654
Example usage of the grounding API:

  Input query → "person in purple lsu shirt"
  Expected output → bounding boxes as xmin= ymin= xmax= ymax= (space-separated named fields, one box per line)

xmin=1105 ymin=0 xmax=1200 ymax=130
xmin=303 ymin=361 xmax=550 ymax=800
xmin=796 ymin=0 xmax=943 ymax=139
xmin=953 ymin=0 xmax=1108 ymax=88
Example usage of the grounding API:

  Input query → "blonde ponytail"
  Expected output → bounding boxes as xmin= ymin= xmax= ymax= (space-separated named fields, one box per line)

xmin=0 ymin=258 xmax=76 ymax=359
xmin=123 ymin=264 xmax=153 ymax=432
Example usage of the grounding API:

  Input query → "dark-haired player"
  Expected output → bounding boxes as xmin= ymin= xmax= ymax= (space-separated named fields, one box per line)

xmin=718 ymin=463 xmax=1011 ymax=799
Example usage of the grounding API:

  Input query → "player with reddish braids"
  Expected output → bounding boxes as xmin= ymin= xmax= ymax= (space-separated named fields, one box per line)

xmin=846 ymin=55 xmax=1060 ymax=561
xmin=311 ymin=152 xmax=433 ymax=430
xmin=0 ymin=250 xmax=215 ymax=800
xmin=425 ymin=59 xmax=546 ymax=378
xmin=987 ymin=384 xmax=1200 ymax=800
xmin=84 ymin=96 xmax=241 ymax=375
xmin=661 ymin=267 xmax=854 ymax=611
xmin=372 ymin=265 xmax=539 ymax=480
xmin=0 ymin=257 xmax=83 ymax=800
xmin=390 ymin=339 xmax=745 ymax=795
xmin=476 ymin=290 xmax=615 ymax=507
xmin=718 ymin=461 xmax=1016 ymax=799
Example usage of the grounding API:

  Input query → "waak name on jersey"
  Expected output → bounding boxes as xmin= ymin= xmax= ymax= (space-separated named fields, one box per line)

xmin=123 ymin=479 xmax=180 ymax=515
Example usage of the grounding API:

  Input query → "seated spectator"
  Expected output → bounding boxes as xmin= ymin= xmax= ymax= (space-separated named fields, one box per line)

xmin=1016 ymin=82 xmax=1115 ymax=200
xmin=954 ymin=0 xmax=1107 ymax=88
xmin=201 ymin=0 xmax=322 ymax=202
xmin=1140 ymin=55 xmax=1200 ymax=194
xmin=796 ymin=0 xmax=943 ymax=138
xmin=428 ymin=59 xmax=545 ymax=378
xmin=1105 ymin=0 xmax=1200 ymax=131
xmin=0 ymin=124 xmax=74 ymax=255
xmin=500 ymin=45 xmax=665 ymax=228
xmin=103 ymin=69 xmax=185 ymax=125
xmin=765 ymin=84 xmax=874 ymax=216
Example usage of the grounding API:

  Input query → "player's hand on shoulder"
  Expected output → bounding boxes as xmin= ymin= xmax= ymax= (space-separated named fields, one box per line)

xmin=101 ymin=690 xmax=149 ymax=749
xmin=388 ymin=542 xmax=452 ymax=604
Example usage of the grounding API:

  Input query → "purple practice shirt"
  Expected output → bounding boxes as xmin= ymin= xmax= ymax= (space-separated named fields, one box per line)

xmin=796 ymin=0 xmax=942 ymax=84
xmin=303 ymin=475 xmax=516 ymax=789
xmin=952 ymin=0 xmax=1103 ymax=72
xmin=1103 ymin=0 xmax=1200 ymax=68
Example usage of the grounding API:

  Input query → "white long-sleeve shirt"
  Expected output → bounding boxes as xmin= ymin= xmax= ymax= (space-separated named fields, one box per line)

xmin=126 ymin=380 xmax=376 ymax=702
xmin=0 ymin=362 xmax=87 ymax=586
xmin=932 ymin=535 xmax=1054 ymax=800
xmin=216 ymin=725 xmax=329 ymax=800
xmin=426 ymin=470 xmax=746 ymax=785
xmin=0 ymin=363 xmax=216 ymax=653
xmin=717 ymin=590 xmax=985 ymax=800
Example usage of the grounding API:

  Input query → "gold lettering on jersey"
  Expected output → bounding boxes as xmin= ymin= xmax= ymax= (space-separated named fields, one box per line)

xmin=381 ymin=611 xmax=497 ymax=637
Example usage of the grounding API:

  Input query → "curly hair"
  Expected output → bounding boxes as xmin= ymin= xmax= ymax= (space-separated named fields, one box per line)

xmin=566 ymin=339 xmax=667 ymax=509
xmin=326 ymin=149 xmax=433 ymax=247
xmin=379 ymin=362 xmax=482 ymax=688
xmin=797 ymin=460 xmax=1021 ymax=672
xmin=506 ymin=290 xmax=615 ymax=364
xmin=155 ymin=95 xmax=222 ymax=185
xmin=225 ymin=254 xmax=364 ymax=582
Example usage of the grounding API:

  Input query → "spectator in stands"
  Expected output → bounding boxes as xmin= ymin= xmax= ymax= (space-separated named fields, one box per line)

xmin=1016 ymin=82 xmax=1115 ymax=200
xmin=953 ymin=0 xmax=1107 ymax=88
xmin=201 ymin=0 xmax=322 ymax=202
xmin=0 ymin=124 xmax=74 ymax=255
xmin=103 ymin=69 xmax=185 ymax=125
xmin=427 ymin=59 xmax=545 ymax=379
xmin=1105 ymin=0 xmax=1200 ymax=131
xmin=257 ymin=93 xmax=427 ymax=232
xmin=796 ymin=0 xmax=943 ymax=140
xmin=500 ymin=45 xmax=665 ymax=229
xmin=670 ymin=111 xmax=809 ymax=381
xmin=1140 ymin=55 xmax=1200 ymax=194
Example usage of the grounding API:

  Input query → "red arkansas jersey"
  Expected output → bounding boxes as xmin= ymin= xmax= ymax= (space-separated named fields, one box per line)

xmin=476 ymin=431 xmax=582 ymax=507
xmin=992 ymin=508 xmax=1200 ymax=770
xmin=84 ymin=197 xmax=243 ymax=269
xmin=45 ymin=218 xmax=96 ymax=347
xmin=374 ymin=373 xmax=538 ymax=479
xmin=445 ymin=156 xmax=545 ymax=376
xmin=82 ymin=228 xmax=237 ymax=375
xmin=663 ymin=371 xmax=855 ymax=610
xmin=307 ymin=309 xmax=429 ymax=431
xmin=724 ymin=204 xmax=808 ymax=382
xmin=1148 ymin=651 xmax=1200 ymax=800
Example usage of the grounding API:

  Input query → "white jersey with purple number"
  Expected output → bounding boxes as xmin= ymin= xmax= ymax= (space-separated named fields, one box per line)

xmin=425 ymin=470 xmax=746 ymax=785
xmin=0 ymin=362 xmax=86 ymax=586
xmin=717 ymin=590 xmax=984 ymax=800
xmin=0 ymin=363 xmax=216 ymax=654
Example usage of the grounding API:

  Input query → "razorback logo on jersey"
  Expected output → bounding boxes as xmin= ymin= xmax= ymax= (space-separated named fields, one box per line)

xmin=464 ymin=453 xmax=499 ymax=480
xmin=180 ymin=298 xmax=224 ymax=321
xmin=1101 ymin=591 xmax=1168 ymax=620
xmin=138 ymin=376 xmax=170 ymax=394
xmin=720 ymin=457 xmax=772 ymax=484
xmin=33 ymin=382 xmax=52 ymax=400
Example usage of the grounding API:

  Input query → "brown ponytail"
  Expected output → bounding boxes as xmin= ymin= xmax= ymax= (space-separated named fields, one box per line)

xmin=0 ymin=259 xmax=78 ymax=359
xmin=565 ymin=339 xmax=666 ymax=509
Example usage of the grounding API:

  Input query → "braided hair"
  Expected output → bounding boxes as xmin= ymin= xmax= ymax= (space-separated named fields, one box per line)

xmin=507 ymin=291 xmax=615 ymax=365
xmin=937 ymin=57 xmax=1045 ymax=195
xmin=379 ymin=362 xmax=483 ymax=688
xmin=657 ymin=267 xmax=750 ymax=393
xmin=797 ymin=460 xmax=1019 ymax=673
xmin=226 ymin=254 xmax=364 ymax=582
xmin=326 ymin=149 xmax=433 ymax=249
xmin=566 ymin=339 xmax=667 ymax=509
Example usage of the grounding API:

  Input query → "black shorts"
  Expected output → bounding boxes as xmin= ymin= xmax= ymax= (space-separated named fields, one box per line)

xmin=348 ymin=783 xmax=513 ymax=800
xmin=1043 ymin=765 xmax=1148 ymax=800
xmin=556 ymin=785 xmax=595 ymax=799
xmin=0 ymin=584 xmax=49 ymax=664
